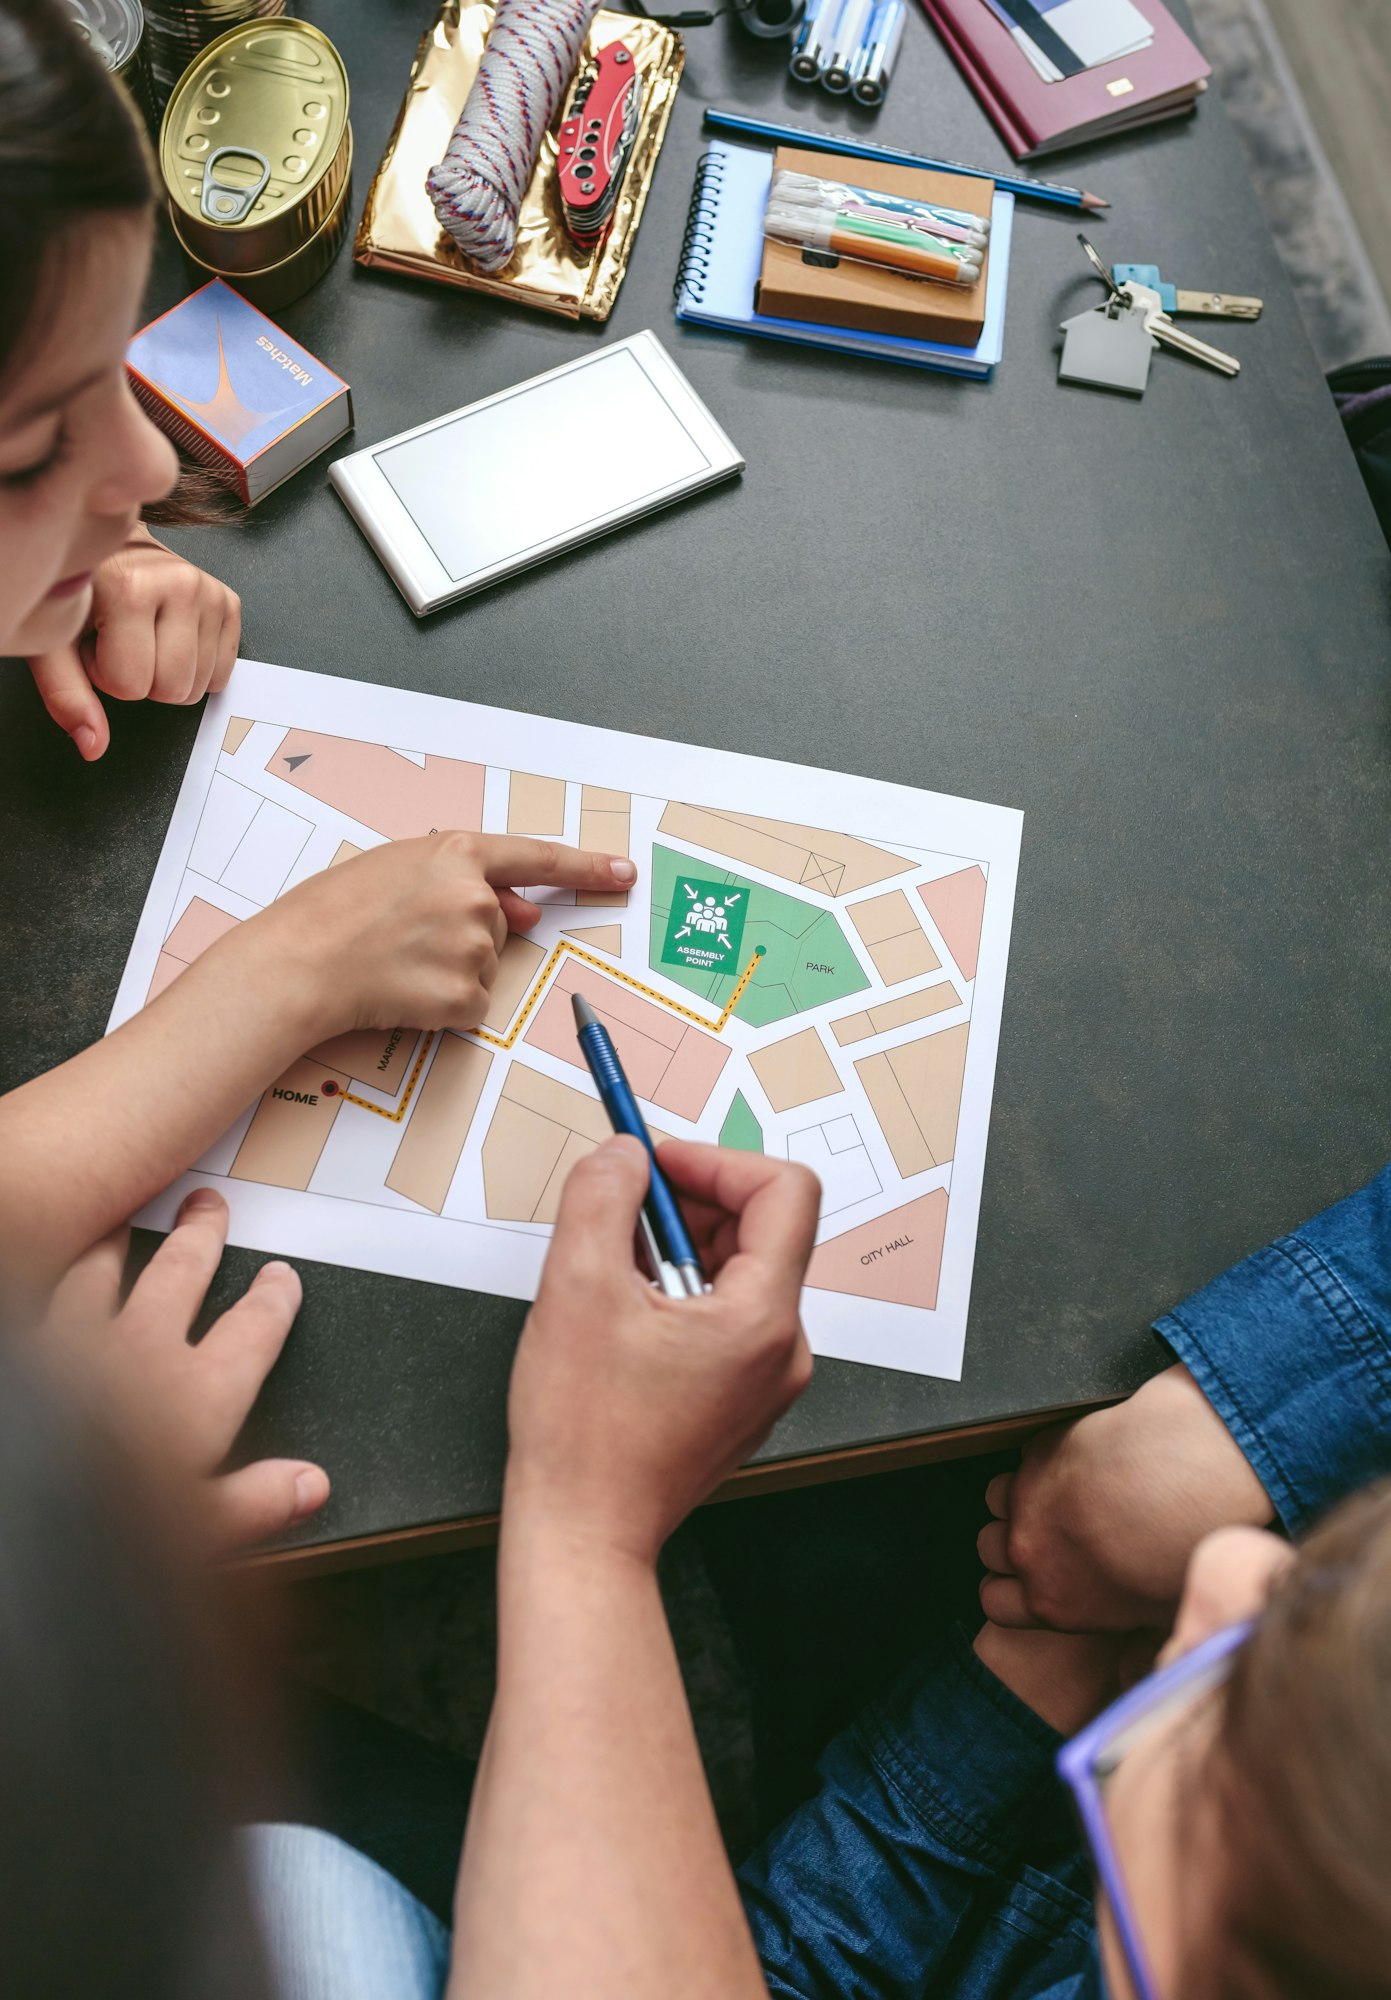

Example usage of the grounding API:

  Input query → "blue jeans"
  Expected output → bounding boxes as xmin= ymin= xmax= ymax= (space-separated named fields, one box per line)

xmin=250 ymin=1166 xmax=1391 ymax=2000
xmin=244 ymin=1825 xmax=449 ymax=2000
xmin=738 ymin=1165 xmax=1391 ymax=2000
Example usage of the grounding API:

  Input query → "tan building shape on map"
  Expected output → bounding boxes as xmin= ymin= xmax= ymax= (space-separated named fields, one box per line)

xmin=479 ymin=935 xmax=548 ymax=1035
xmin=749 ymin=1028 xmax=844 ymax=1114
xmin=482 ymin=1065 xmax=673 ymax=1224
xmin=386 ymin=1034 xmax=493 ymax=1213
xmin=562 ymin=925 xmax=621 ymax=956
xmin=230 ymin=1055 xmax=350 ymax=1192
xmin=855 ymin=1023 xmax=969 ymax=1178
xmin=848 ymin=888 xmax=941 ymax=987
xmin=657 ymin=804 xmax=914 ymax=899
xmin=507 ymin=772 xmax=566 ymax=835
xmin=832 ymin=981 xmax=960 ymax=1048
xmin=806 ymin=1190 xmax=949 ymax=1311
xmin=307 ymin=1025 xmax=421 ymax=1093
xmin=578 ymin=786 xmax=631 ymax=908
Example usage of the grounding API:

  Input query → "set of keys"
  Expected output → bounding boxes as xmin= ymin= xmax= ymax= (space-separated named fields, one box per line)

xmin=1059 ymin=235 xmax=1255 ymax=396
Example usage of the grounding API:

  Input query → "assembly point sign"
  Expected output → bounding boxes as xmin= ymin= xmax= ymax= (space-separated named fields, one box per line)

xmin=659 ymin=878 xmax=749 ymax=975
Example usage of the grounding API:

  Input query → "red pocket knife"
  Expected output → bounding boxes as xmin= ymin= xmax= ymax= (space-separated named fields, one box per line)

xmin=557 ymin=42 xmax=641 ymax=253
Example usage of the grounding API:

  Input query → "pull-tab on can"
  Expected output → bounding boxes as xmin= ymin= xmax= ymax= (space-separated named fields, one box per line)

xmin=199 ymin=144 xmax=271 ymax=223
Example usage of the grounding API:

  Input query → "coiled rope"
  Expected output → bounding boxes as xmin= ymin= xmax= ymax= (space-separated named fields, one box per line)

xmin=427 ymin=0 xmax=601 ymax=272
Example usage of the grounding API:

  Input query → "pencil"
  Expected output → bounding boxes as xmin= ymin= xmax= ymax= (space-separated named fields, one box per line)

xmin=702 ymin=106 xmax=1110 ymax=211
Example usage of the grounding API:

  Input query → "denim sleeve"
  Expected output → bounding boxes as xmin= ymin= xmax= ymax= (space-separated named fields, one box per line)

xmin=737 ymin=1627 xmax=1097 ymax=2000
xmin=1158 ymin=1165 xmax=1391 ymax=1536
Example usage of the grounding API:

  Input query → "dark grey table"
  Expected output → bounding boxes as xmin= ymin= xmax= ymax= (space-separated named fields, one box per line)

xmin=3 ymin=0 xmax=1388 ymax=1569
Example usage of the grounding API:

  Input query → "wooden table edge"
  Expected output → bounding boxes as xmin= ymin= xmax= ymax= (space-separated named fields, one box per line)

xmin=235 ymin=1397 xmax=1110 ymax=1581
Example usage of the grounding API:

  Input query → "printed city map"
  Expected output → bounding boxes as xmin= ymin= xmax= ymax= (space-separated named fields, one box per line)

xmin=110 ymin=659 xmax=1022 ymax=1379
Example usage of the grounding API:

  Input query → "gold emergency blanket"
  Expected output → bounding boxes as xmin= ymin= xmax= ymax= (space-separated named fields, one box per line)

xmin=354 ymin=0 xmax=683 ymax=321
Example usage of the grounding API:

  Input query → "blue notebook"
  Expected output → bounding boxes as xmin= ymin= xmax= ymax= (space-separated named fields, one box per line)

xmin=674 ymin=141 xmax=1013 ymax=378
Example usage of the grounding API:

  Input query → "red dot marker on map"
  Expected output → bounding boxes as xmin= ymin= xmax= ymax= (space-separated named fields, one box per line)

xmin=322 ymin=1080 xmax=340 ymax=1096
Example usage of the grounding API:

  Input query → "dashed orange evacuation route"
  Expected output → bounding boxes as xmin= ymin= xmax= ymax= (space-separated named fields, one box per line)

xmin=335 ymin=938 xmax=765 ymax=1122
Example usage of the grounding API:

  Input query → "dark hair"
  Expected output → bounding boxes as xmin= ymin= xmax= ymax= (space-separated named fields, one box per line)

xmin=1215 ymin=1480 xmax=1391 ymax=1999
xmin=0 ymin=0 xmax=154 ymax=380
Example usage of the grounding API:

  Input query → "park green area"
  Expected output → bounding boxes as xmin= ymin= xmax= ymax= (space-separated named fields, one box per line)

xmin=719 ymin=1091 xmax=763 ymax=1153
xmin=649 ymin=845 xmax=869 ymax=1029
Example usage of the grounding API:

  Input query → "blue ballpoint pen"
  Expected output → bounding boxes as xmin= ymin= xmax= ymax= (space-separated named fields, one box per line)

xmin=572 ymin=993 xmax=707 ymax=1299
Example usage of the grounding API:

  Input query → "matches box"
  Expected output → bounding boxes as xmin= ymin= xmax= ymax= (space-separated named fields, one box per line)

xmin=126 ymin=279 xmax=352 ymax=506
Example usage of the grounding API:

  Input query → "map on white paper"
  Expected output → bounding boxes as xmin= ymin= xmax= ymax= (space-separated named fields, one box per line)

xmin=109 ymin=659 xmax=1022 ymax=1380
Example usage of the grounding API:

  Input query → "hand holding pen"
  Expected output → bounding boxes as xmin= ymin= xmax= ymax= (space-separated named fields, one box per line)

xmin=505 ymin=1135 xmax=820 ymax=1563
xmin=573 ymin=992 xmax=710 ymax=1295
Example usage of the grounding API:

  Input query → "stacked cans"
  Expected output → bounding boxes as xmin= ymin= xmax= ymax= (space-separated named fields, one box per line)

xmin=159 ymin=19 xmax=352 ymax=310
xmin=66 ymin=0 xmax=153 ymax=122
xmin=788 ymin=0 xmax=906 ymax=104
xmin=142 ymin=0 xmax=284 ymax=114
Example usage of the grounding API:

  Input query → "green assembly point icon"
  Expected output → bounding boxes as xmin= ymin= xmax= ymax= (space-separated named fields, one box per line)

xmin=660 ymin=877 xmax=750 ymax=976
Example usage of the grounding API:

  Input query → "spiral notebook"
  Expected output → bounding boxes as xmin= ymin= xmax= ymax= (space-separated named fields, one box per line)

xmin=674 ymin=141 xmax=1014 ymax=378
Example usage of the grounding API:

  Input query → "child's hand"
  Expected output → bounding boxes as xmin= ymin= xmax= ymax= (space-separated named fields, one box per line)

xmin=39 ymin=1190 xmax=328 ymax=1558
xmin=27 ymin=524 xmax=240 ymax=760
xmin=977 ymin=1364 xmax=1275 ymax=1633
xmin=260 ymin=832 xmax=638 ymax=1041
xmin=504 ymin=1137 xmax=819 ymax=1567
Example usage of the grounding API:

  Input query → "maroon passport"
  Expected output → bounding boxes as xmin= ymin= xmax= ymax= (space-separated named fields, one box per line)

xmin=918 ymin=0 xmax=1211 ymax=159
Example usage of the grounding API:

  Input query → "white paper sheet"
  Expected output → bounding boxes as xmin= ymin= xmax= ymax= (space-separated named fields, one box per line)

xmin=109 ymin=660 xmax=1023 ymax=1381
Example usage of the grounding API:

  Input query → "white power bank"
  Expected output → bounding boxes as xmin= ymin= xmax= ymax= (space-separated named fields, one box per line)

xmin=328 ymin=330 xmax=745 ymax=616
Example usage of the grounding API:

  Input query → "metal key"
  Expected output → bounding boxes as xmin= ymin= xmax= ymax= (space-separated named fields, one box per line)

xmin=1111 ymin=263 xmax=1263 ymax=319
xmin=1173 ymin=290 xmax=1262 ymax=320
xmin=1120 ymin=281 xmax=1240 ymax=377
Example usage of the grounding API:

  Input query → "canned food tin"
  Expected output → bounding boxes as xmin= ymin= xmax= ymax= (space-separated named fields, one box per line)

xmin=159 ymin=19 xmax=349 ymax=276
xmin=169 ymin=127 xmax=353 ymax=310
xmin=68 ymin=0 xmax=142 ymax=73
xmin=68 ymin=0 xmax=153 ymax=118
xmin=143 ymin=0 xmax=284 ymax=115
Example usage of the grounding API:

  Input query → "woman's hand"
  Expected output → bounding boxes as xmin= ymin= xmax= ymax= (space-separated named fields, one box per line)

xmin=252 ymin=832 xmax=638 ymax=1042
xmin=39 ymin=1188 xmax=326 ymax=1557
xmin=27 ymin=523 xmax=240 ymax=759
xmin=505 ymin=1137 xmax=820 ymax=1567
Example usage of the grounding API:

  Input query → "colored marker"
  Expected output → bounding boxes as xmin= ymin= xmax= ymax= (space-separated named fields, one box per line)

xmin=771 ymin=171 xmax=990 ymax=244
xmin=770 ymin=202 xmax=982 ymax=269
xmin=572 ymin=993 xmax=707 ymax=1299
xmin=765 ymin=206 xmax=980 ymax=282
xmin=817 ymin=195 xmax=987 ymax=249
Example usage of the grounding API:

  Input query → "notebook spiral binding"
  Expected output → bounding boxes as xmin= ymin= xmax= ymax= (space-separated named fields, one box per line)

xmin=673 ymin=148 xmax=727 ymax=303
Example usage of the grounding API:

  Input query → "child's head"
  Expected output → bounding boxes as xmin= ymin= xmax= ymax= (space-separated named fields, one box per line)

xmin=0 ymin=0 xmax=180 ymax=659
xmin=1095 ymin=1485 xmax=1391 ymax=2000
